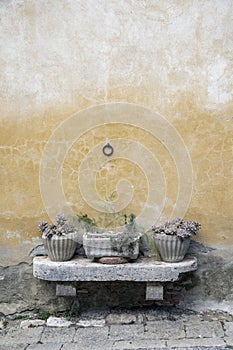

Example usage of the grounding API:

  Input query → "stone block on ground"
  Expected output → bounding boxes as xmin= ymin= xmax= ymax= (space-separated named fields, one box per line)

xmin=20 ymin=319 xmax=46 ymax=328
xmin=137 ymin=313 xmax=144 ymax=323
xmin=203 ymin=310 xmax=233 ymax=322
xmin=106 ymin=313 xmax=136 ymax=324
xmin=46 ymin=316 xmax=74 ymax=327
xmin=144 ymin=309 xmax=171 ymax=321
xmin=76 ymin=319 xmax=105 ymax=327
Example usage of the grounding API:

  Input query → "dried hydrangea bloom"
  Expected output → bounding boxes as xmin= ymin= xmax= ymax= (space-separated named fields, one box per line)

xmin=38 ymin=213 xmax=77 ymax=239
xmin=152 ymin=218 xmax=201 ymax=238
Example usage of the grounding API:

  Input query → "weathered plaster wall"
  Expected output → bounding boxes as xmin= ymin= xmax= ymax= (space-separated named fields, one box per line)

xmin=0 ymin=0 xmax=232 ymax=312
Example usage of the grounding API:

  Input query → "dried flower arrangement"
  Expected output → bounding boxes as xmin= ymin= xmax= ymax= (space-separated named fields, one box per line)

xmin=38 ymin=213 xmax=77 ymax=239
xmin=152 ymin=218 xmax=201 ymax=239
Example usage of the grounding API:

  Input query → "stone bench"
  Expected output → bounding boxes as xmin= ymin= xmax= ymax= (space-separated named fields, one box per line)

xmin=33 ymin=256 xmax=197 ymax=301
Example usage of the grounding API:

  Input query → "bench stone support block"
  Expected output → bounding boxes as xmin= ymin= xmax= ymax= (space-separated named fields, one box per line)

xmin=146 ymin=282 xmax=164 ymax=300
xmin=56 ymin=284 xmax=76 ymax=297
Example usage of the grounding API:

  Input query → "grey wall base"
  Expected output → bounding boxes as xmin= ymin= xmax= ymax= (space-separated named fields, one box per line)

xmin=1 ymin=243 xmax=233 ymax=316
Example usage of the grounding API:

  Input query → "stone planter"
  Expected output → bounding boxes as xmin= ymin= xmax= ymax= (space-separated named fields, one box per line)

xmin=154 ymin=234 xmax=190 ymax=262
xmin=42 ymin=234 xmax=77 ymax=261
xmin=83 ymin=231 xmax=141 ymax=260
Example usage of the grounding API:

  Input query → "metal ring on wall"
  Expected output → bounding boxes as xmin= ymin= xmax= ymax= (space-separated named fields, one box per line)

xmin=102 ymin=143 xmax=114 ymax=157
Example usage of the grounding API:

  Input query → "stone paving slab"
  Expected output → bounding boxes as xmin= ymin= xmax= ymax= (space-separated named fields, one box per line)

xmin=185 ymin=321 xmax=224 ymax=338
xmin=145 ymin=320 xmax=185 ymax=340
xmin=62 ymin=340 xmax=115 ymax=350
xmin=74 ymin=325 xmax=109 ymax=342
xmin=112 ymin=339 xmax=167 ymax=349
xmin=27 ymin=344 xmax=63 ymax=350
xmin=40 ymin=327 xmax=75 ymax=343
xmin=225 ymin=336 xmax=233 ymax=346
xmin=109 ymin=324 xmax=145 ymax=340
xmin=165 ymin=348 xmax=226 ymax=350
xmin=167 ymin=337 xmax=226 ymax=348
xmin=224 ymin=322 xmax=233 ymax=336
xmin=0 ymin=344 xmax=28 ymax=350
xmin=0 ymin=326 xmax=43 ymax=344
xmin=1 ymin=308 xmax=233 ymax=350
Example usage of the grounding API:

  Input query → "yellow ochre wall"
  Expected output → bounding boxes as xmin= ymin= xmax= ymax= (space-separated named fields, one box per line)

xmin=0 ymin=0 xmax=232 ymax=266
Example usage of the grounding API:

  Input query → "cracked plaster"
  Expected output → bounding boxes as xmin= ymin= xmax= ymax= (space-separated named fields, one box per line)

xmin=0 ymin=0 xmax=232 ymax=266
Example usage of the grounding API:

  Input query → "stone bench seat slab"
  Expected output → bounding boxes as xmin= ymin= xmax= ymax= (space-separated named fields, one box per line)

xmin=33 ymin=256 xmax=197 ymax=282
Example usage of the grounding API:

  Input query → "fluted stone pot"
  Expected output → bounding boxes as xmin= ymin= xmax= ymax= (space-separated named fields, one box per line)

xmin=43 ymin=234 xmax=77 ymax=261
xmin=154 ymin=234 xmax=190 ymax=262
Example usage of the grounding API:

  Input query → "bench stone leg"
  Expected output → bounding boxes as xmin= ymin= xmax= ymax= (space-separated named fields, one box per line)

xmin=146 ymin=282 xmax=164 ymax=300
xmin=56 ymin=283 xmax=76 ymax=297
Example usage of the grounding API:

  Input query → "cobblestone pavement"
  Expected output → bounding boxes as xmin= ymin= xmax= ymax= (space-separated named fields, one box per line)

xmin=0 ymin=307 xmax=233 ymax=350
